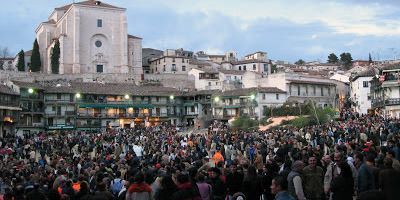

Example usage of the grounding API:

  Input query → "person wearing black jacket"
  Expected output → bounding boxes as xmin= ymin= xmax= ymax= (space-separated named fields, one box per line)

xmin=226 ymin=163 xmax=243 ymax=197
xmin=207 ymin=167 xmax=226 ymax=200
xmin=242 ymin=165 xmax=263 ymax=200
xmin=171 ymin=173 xmax=201 ymax=200
xmin=330 ymin=161 xmax=354 ymax=200
xmin=154 ymin=175 xmax=177 ymax=200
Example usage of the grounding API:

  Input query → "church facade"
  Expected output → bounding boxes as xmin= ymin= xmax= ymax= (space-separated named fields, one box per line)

xmin=35 ymin=0 xmax=142 ymax=77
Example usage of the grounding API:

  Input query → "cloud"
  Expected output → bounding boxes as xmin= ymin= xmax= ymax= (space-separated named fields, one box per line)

xmin=345 ymin=40 xmax=361 ymax=47
xmin=1 ymin=0 xmax=400 ymax=63
xmin=139 ymin=0 xmax=400 ymax=36
xmin=311 ymin=34 xmax=318 ymax=39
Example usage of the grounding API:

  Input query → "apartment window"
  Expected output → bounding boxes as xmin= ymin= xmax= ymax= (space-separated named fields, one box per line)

xmin=276 ymin=94 xmax=279 ymax=100
xmin=328 ymin=87 xmax=331 ymax=96
xmin=321 ymin=87 xmax=324 ymax=96
xmin=172 ymin=58 xmax=175 ymax=62
xmin=262 ymin=93 xmax=266 ymax=100
xmin=306 ymin=86 xmax=309 ymax=95
xmin=243 ymin=65 xmax=247 ymax=71
xmin=182 ymin=58 xmax=185 ymax=63
xmin=264 ymin=64 xmax=268 ymax=73
xmin=156 ymin=97 xmax=159 ymax=102
xmin=234 ymin=76 xmax=237 ymax=80
xmin=163 ymin=65 xmax=166 ymax=72
xmin=191 ymin=106 xmax=195 ymax=112
xmin=239 ymin=66 xmax=241 ymax=70
xmin=158 ymin=60 xmax=160 ymax=64
xmin=297 ymin=85 xmax=300 ymax=96
xmin=182 ymin=65 xmax=186 ymax=71
xmin=208 ymin=82 xmax=211 ymax=86
xmin=215 ymin=82 xmax=218 ymax=85
xmin=57 ymin=94 xmax=61 ymax=99
xmin=96 ymin=65 xmax=103 ymax=73
xmin=172 ymin=64 xmax=176 ymax=71
xmin=253 ymin=64 xmax=256 ymax=70
xmin=313 ymin=86 xmax=316 ymax=95
xmin=363 ymin=81 xmax=369 ymax=88
xmin=97 ymin=19 xmax=102 ymax=27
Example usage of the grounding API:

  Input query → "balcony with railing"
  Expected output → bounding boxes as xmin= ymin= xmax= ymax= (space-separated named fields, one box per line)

xmin=76 ymin=113 xmax=148 ymax=118
xmin=372 ymin=98 xmax=400 ymax=108
xmin=76 ymin=121 xmax=101 ymax=128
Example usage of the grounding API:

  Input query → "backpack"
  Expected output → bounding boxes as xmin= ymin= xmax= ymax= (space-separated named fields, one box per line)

xmin=111 ymin=178 xmax=123 ymax=196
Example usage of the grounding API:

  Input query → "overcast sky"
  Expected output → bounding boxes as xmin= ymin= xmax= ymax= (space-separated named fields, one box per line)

xmin=1 ymin=0 xmax=400 ymax=62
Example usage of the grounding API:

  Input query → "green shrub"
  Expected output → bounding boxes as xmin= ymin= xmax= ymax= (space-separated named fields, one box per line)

xmin=232 ymin=116 xmax=259 ymax=130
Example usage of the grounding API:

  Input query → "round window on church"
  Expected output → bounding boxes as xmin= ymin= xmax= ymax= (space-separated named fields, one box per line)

xmin=95 ymin=40 xmax=102 ymax=48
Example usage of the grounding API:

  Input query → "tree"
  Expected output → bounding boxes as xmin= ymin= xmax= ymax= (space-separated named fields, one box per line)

xmin=51 ymin=40 xmax=60 ymax=74
xmin=340 ymin=52 xmax=353 ymax=70
xmin=0 ymin=46 xmax=11 ymax=70
xmin=271 ymin=64 xmax=277 ymax=73
xmin=30 ymin=39 xmax=42 ymax=72
xmin=327 ymin=53 xmax=339 ymax=63
xmin=16 ymin=50 xmax=25 ymax=71
xmin=232 ymin=116 xmax=259 ymax=130
xmin=369 ymin=53 xmax=373 ymax=64
xmin=295 ymin=59 xmax=305 ymax=65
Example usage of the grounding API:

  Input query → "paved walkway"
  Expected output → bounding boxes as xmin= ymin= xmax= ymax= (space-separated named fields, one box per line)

xmin=259 ymin=116 xmax=298 ymax=131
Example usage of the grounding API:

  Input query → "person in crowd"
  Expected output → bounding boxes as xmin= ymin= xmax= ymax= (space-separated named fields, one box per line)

xmin=378 ymin=158 xmax=400 ymax=200
xmin=0 ymin=109 xmax=399 ymax=200
xmin=330 ymin=161 xmax=354 ymax=200
xmin=126 ymin=172 xmax=152 ymax=200
xmin=171 ymin=173 xmax=201 ymax=200
xmin=287 ymin=160 xmax=306 ymax=200
xmin=207 ymin=167 xmax=226 ymax=200
xmin=271 ymin=176 xmax=294 ymax=200
xmin=302 ymin=156 xmax=324 ymax=200
xmin=357 ymin=153 xmax=378 ymax=193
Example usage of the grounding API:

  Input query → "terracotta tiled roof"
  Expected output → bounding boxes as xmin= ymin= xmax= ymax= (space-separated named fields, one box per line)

xmin=43 ymin=19 xmax=56 ymax=24
xmin=219 ymin=70 xmax=245 ymax=75
xmin=182 ymin=90 xmax=220 ymax=96
xmin=288 ymin=80 xmax=336 ymax=86
xmin=13 ymin=82 xmax=180 ymax=96
xmin=244 ymin=51 xmax=266 ymax=57
xmin=0 ymin=84 xmax=18 ymax=95
xmin=56 ymin=0 xmax=123 ymax=11
xmin=350 ymin=68 xmax=377 ymax=81
xmin=128 ymin=34 xmax=142 ymax=39
xmin=220 ymin=87 xmax=286 ymax=97
xmin=13 ymin=81 xmax=46 ymax=90
xmin=25 ymin=50 xmax=32 ymax=56
xmin=232 ymin=59 xmax=269 ymax=65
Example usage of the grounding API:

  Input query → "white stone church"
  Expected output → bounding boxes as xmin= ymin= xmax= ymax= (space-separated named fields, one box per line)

xmin=35 ymin=0 xmax=142 ymax=77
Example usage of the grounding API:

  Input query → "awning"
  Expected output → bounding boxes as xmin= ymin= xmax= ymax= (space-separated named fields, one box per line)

xmin=47 ymin=125 xmax=75 ymax=130
xmin=78 ymin=103 xmax=154 ymax=109
xmin=0 ymin=106 xmax=22 ymax=111
xmin=223 ymin=105 xmax=242 ymax=109
xmin=183 ymin=102 xmax=196 ymax=106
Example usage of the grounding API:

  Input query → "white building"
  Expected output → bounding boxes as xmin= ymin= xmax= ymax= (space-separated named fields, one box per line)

xmin=244 ymin=51 xmax=267 ymax=61
xmin=262 ymin=73 xmax=338 ymax=108
xmin=35 ymin=0 xmax=142 ymax=78
xmin=212 ymin=87 xmax=287 ymax=120
xmin=350 ymin=69 xmax=375 ymax=114
xmin=371 ymin=66 xmax=400 ymax=118
xmin=189 ymin=68 xmax=221 ymax=90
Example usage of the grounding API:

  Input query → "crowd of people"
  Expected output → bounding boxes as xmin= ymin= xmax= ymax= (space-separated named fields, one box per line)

xmin=1 ymin=109 xmax=400 ymax=200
